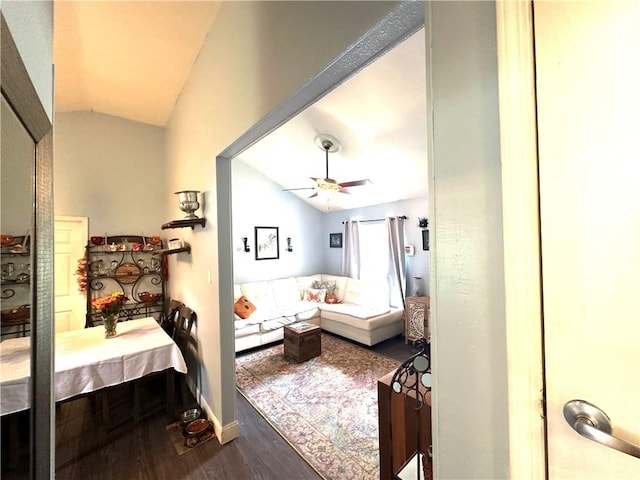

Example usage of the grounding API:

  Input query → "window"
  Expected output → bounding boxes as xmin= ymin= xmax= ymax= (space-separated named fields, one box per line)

xmin=358 ymin=222 xmax=388 ymax=282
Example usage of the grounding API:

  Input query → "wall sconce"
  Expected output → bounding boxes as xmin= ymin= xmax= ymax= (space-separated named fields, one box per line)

xmin=286 ymin=237 xmax=293 ymax=252
xmin=418 ymin=218 xmax=429 ymax=251
xmin=242 ymin=237 xmax=250 ymax=253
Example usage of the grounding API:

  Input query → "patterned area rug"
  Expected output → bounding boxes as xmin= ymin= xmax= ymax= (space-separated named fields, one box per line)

xmin=236 ymin=333 xmax=400 ymax=480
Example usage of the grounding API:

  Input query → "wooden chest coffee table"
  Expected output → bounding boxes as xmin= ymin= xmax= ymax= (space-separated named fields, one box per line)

xmin=283 ymin=322 xmax=321 ymax=363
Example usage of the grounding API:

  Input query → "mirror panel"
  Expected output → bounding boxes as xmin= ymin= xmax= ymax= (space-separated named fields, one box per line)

xmin=1 ymin=95 xmax=34 ymax=335
xmin=0 ymin=93 xmax=35 ymax=474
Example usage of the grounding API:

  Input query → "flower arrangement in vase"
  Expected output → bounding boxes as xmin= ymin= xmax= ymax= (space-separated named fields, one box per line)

xmin=92 ymin=292 xmax=128 ymax=338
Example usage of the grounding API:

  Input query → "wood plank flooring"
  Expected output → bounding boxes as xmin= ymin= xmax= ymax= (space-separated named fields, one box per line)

xmin=1 ymin=334 xmax=419 ymax=480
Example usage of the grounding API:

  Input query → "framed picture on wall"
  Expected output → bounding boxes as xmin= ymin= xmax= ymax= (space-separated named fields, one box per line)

xmin=329 ymin=233 xmax=343 ymax=248
xmin=255 ymin=226 xmax=279 ymax=260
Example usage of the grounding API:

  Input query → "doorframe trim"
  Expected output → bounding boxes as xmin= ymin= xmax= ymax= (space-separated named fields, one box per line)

xmin=54 ymin=215 xmax=88 ymax=331
xmin=495 ymin=0 xmax=546 ymax=477
xmin=215 ymin=1 xmax=426 ymax=437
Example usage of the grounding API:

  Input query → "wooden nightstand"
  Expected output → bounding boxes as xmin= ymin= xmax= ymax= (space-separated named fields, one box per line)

xmin=404 ymin=296 xmax=430 ymax=343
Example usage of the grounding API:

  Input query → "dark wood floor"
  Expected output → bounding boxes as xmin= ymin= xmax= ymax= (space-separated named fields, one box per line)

xmin=1 ymin=334 xmax=418 ymax=480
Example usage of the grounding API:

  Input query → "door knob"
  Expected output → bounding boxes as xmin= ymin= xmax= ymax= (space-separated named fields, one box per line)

xmin=563 ymin=399 xmax=640 ymax=459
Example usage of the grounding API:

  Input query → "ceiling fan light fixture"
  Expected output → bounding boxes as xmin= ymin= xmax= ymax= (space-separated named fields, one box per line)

xmin=282 ymin=133 xmax=371 ymax=198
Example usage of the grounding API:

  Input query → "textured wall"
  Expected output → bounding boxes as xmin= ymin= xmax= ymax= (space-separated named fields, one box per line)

xmin=232 ymin=160 xmax=325 ymax=283
xmin=164 ymin=0 xmax=401 ymax=431
xmin=428 ymin=1 xmax=510 ymax=478
xmin=54 ymin=111 xmax=167 ymax=237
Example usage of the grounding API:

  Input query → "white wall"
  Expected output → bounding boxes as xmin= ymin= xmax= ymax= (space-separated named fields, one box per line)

xmin=54 ymin=112 xmax=167 ymax=237
xmin=428 ymin=2 xmax=510 ymax=478
xmin=323 ymin=197 xmax=430 ymax=292
xmin=232 ymin=160 xmax=325 ymax=283
xmin=165 ymin=0 xmax=400 ymax=437
xmin=1 ymin=0 xmax=53 ymax=121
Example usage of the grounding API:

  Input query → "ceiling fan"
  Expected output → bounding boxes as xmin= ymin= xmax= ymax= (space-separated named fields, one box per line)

xmin=282 ymin=134 xmax=371 ymax=198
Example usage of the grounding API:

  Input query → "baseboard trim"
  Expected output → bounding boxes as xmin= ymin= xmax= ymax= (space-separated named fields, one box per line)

xmin=188 ymin=377 xmax=240 ymax=444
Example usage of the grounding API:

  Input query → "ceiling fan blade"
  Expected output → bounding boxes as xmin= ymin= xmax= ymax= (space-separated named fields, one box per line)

xmin=308 ymin=192 xmax=319 ymax=199
xmin=338 ymin=179 xmax=372 ymax=188
xmin=282 ymin=187 xmax=315 ymax=192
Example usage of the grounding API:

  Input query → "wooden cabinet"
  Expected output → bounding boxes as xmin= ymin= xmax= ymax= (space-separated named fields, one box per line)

xmin=378 ymin=369 xmax=432 ymax=480
xmin=85 ymin=235 xmax=165 ymax=328
xmin=404 ymin=296 xmax=430 ymax=343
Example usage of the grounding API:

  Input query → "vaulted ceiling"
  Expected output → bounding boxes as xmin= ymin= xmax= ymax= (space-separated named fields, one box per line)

xmin=53 ymin=2 xmax=427 ymax=212
xmin=235 ymin=28 xmax=427 ymax=212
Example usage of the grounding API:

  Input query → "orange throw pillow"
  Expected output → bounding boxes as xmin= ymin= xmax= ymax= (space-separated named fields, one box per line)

xmin=325 ymin=294 xmax=340 ymax=304
xmin=234 ymin=296 xmax=256 ymax=319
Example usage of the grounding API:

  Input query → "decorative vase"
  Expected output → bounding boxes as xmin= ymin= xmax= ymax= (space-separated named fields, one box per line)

xmin=103 ymin=314 xmax=118 ymax=339
xmin=174 ymin=190 xmax=201 ymax=219
xmin=410 ymin=276 xmax=423 ymax=297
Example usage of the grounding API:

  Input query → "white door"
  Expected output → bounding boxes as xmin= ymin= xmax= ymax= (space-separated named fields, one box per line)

xmin=535 ymin=1 xmax=640 ymax=478
xmin=54 ymin=216 xmax=88 ymax=332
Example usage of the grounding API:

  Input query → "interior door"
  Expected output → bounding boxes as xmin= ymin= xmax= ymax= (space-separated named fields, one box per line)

xmin=54 ymin=216 xmax=87 ymax=332
xmin=535 ymin=1 xmax=640 ymax=478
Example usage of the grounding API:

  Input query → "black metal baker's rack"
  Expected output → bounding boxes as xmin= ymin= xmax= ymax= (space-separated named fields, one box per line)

xmin=84 ymin=235 xmax=166 ymax=328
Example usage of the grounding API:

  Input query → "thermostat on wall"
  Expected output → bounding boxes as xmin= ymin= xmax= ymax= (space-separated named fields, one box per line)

xmin=404 ymin=245 xmax=415 ymax=256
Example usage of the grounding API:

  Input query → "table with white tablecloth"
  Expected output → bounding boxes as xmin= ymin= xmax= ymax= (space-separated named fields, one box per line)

xmin=0 ymin=317 xmax=187 ymax=416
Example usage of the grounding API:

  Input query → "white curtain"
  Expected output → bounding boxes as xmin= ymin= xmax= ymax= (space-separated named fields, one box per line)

xmin=386 ymin=216 xmax=406 ymax=308
xmin=341 ymin=220 xmax=361 ymax=279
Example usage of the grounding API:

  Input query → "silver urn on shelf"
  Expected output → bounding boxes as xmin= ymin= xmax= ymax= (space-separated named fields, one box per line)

xmin=174 ymin=190 xmax=201 ymax=219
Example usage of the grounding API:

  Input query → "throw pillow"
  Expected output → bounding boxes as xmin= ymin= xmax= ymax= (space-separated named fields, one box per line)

xmin=234 ymin=296 xmax=256 ymax=319
xmin=304 ymin=288 xmax=326 ymax=303
xmin=325 ymin=293 xmax=341 ymax=304
xmin=312 ymin=280 xmax=337 ymax=295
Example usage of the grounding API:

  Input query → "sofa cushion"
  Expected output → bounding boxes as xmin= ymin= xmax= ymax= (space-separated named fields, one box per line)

xmin=320 ymin=302 xmax=391 ymax=320
xmin=279 ymin=302 xmax=320 ymax=319
xmin=234 ymin=320 xmax=262 ymax=337
xmin=304 ymin=288 xmax=326 ymax=303
xmin=342 ymin=278 xmax=388 ymax=308
xmin=261 ymin=315 xmax=298 ymax=332
xmin=248 ymin=308 xmax=287 ymax=323
xmin=234 ymin=296 xmax=256 ymax=319
xmin=233 ymin=284 xmax=243 ymax=301
xmin=321 ymin=305 xmax=403 ymax=330
xmin=241 ymin=281 xmax=278 ymax=310
xmin=270 ymin=277 xmax=302 ymax=308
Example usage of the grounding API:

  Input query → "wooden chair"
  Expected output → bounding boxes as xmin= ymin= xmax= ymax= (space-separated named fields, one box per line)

xmin=173 ymin=305 xmax=196 ymax=408
xmin=130 ymin=300 xmax=184 ymax=424
xmin=159 ymin=299 xmax=183 ymax=337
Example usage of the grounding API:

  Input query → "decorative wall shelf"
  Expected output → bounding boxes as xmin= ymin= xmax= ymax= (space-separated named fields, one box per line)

xmin=153 ymin=246 xmax=191 ymax=256
xmin=161 ymin=218 xmax=206 ymax=230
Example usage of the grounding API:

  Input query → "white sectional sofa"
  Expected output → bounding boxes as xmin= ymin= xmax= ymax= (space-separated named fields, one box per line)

xmin=233 ymin=274 xmax=404 ymax=353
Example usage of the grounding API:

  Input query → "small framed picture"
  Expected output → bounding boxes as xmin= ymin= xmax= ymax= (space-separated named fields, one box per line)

xmin=255 ymin=226 xmax=279 ymax=260
xmin=329 ymin=233 xmax=343 ymax=248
